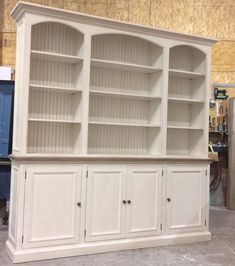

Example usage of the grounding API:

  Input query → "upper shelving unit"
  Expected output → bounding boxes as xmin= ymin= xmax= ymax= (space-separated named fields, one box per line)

xmin=10 ymin=1 xmax=216 ymax=158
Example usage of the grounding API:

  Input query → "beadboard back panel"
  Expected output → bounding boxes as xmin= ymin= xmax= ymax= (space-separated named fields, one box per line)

xmin=31 ymin=22 xmax=84 ymax=57
xmin=91 ymin=34 xmax=162 ymax=67
xmin=88 ymin=125 xmax=161 ymax=155
xmin=166 ymin=128 xmax=203 ymax=156
xmin=90 ymin=68 xmax=162 ymax=98
xmin=167 ymin=102 xmax=204 ymax=128
xmin=27 ymin=122 xmax=81 ymax=154
xmin=168 ymin=76 xmax=205 ymax=100
xmin=169 ymin=45 xmax=206 ymax=73
xmin=30 ymin=59 xmax=83 ymax=89
xmin=28 ymin=90 xmax=82 ymax=121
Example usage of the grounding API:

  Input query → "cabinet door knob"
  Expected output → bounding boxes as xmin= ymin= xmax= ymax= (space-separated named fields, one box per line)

xmin=167 ymin=198 xmax=171 ymax=202
xmin=122 ymin=200 xmax=127 ymax=205
xmin=127 ymin=200 xmax=131 ymax=204
xmin=77 ymin=202 xmax=81 ymax=207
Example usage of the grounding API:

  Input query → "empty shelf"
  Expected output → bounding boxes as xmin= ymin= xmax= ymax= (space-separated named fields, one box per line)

xmin=31 ymin=50 xmax=83 ymax=64
xmin=91 ymin=58 xmax=162 ymax=73
xmin=167 ymin=125 xmax=203 ymax=130
xmin=28 ymin=118 xmax=81 ymax=124
xmin=89 ymin=121 xmax=161 ymax=128
xmin=169 ymin=69 xmax=205 ymax=79
xmin=90 ymin=89 xmax=161 ymax=100
xmin=30 ymin=84 xmax=82 ymax=93
xmin=168 ymin=97 xmax=204 ymax=104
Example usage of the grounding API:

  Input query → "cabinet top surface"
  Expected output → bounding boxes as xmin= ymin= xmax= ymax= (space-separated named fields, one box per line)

xmin=10 ymin=154 xmax=213 ymax=164
xmin=11 ymin=1 xmax=217 ymax=46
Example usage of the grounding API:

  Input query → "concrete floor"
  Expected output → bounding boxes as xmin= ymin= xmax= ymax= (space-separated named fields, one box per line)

xmin=1 ymin=207 xmax=235 ymax=265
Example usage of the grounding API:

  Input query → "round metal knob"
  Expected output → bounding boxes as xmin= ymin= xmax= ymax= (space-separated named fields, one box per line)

xmin=122 ymin=200 xmax=127 ymax=205
xmin=77 ymin=202 xmax=81 ymax=207
xmin=167 ymin=198 xmax=171 ymax=202
xmin=127 ymin=200 xmax=131 ymax=204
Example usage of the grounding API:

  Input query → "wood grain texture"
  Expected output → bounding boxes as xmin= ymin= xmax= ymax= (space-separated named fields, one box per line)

xmin=194 ymin=0 xmax=235 ymax=6
xmin=106 ymin=0 xmax=129 ymax=21
xmin=129 ymin=0 xmax=151 ymax=26
xmin=212 ymin=41 xmax=235 ymax=71
xmin=0 ymin=32 xmax=16 ymax=66
xmin=172 ymin=0 xmax=194 ymax=34
xmin=150 ymin=0 xmax=172 ymax=30
xmin=194 ymin=5 xmax=235 ymax=38
xmin=211 ymin=71 xmax=235 ymax=84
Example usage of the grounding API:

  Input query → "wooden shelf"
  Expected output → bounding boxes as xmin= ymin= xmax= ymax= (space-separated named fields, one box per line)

xmin=91 ymin=58 xmax=162 ymax=73
xmin=89 ymin=121 xmax=161 ymax=128
xmin=169 ymin=69 xmax=205 ymax=79
xmin=168 ymin=97 xmax=204 ymax=104
xmin=31 ymin=50 xmax=83 ymax=64
xmin=167 ymin=125 xmax=203 ymax=130
xmin=30 ymin=84 xmax=82 ymax=93
xmin=90 ymin=89 xmax=161 ymax=100
xmin=28 ymin=118 xmax=81 ymax=124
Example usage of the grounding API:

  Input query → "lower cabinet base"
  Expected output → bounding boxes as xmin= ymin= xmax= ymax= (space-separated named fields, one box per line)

xmin=6 ymin=231 xmax=211 ymax=263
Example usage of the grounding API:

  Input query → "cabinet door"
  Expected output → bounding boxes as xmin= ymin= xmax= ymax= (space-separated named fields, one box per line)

xmin=166 ymin=165 xmax=207 ymax=234
xmin=126 ymin=166 xmax=162 ymax=238
xmin=23 ymin=165 xmax=82 ymax=248
xmin=86 ymin=166 xmax=126 ymax=242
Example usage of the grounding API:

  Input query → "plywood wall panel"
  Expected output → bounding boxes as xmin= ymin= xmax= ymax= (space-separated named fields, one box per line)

xmin=129 ymin=0 xmax=150 ymax=26
xmin=194 ymin=0 xmax=235 ymax=6
xmin=2 ymin=0 xmax=18 ymax=32
xmin=211 ymin=72 xmax=235 ymax=84
xmin=0 ymin=33 xmax=16 ymax=66
xmin=194 ymin=5 xmax=235 ymax=38
xmin=106 ymin=0 xmax=129 ymax=21
xmin=150 ymin=0 xmax=172 ymax=30
xmin=64 ymin=0 xmax=86 ymax=12
xmin=84 ymin=2 xmax=107 ymax=17
xmin=212 ymin=41 xmax=235 ymax=71
xmin=172 ymin=0 xmax=194 ymax=34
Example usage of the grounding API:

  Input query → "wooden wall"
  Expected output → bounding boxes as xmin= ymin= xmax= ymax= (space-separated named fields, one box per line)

xmin=0 ymin=0 xmax=234 ymax=85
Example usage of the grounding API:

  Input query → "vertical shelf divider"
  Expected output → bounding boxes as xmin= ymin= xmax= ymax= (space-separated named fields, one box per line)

xmin=81 ymin=33 xmax=92 ymax=155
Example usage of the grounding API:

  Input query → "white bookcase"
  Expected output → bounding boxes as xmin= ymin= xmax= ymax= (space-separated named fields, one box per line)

xmin=7 ymin=2 xmax=216 ymax=263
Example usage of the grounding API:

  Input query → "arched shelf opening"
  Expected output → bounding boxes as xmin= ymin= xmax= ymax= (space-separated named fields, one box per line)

xmin=169 ymin=45 xmax=206 ymax=74
xmin=31 ymin=22 xmax=84 ymax=57
xmin=91 ymin=34 xmax=163 ymax=68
